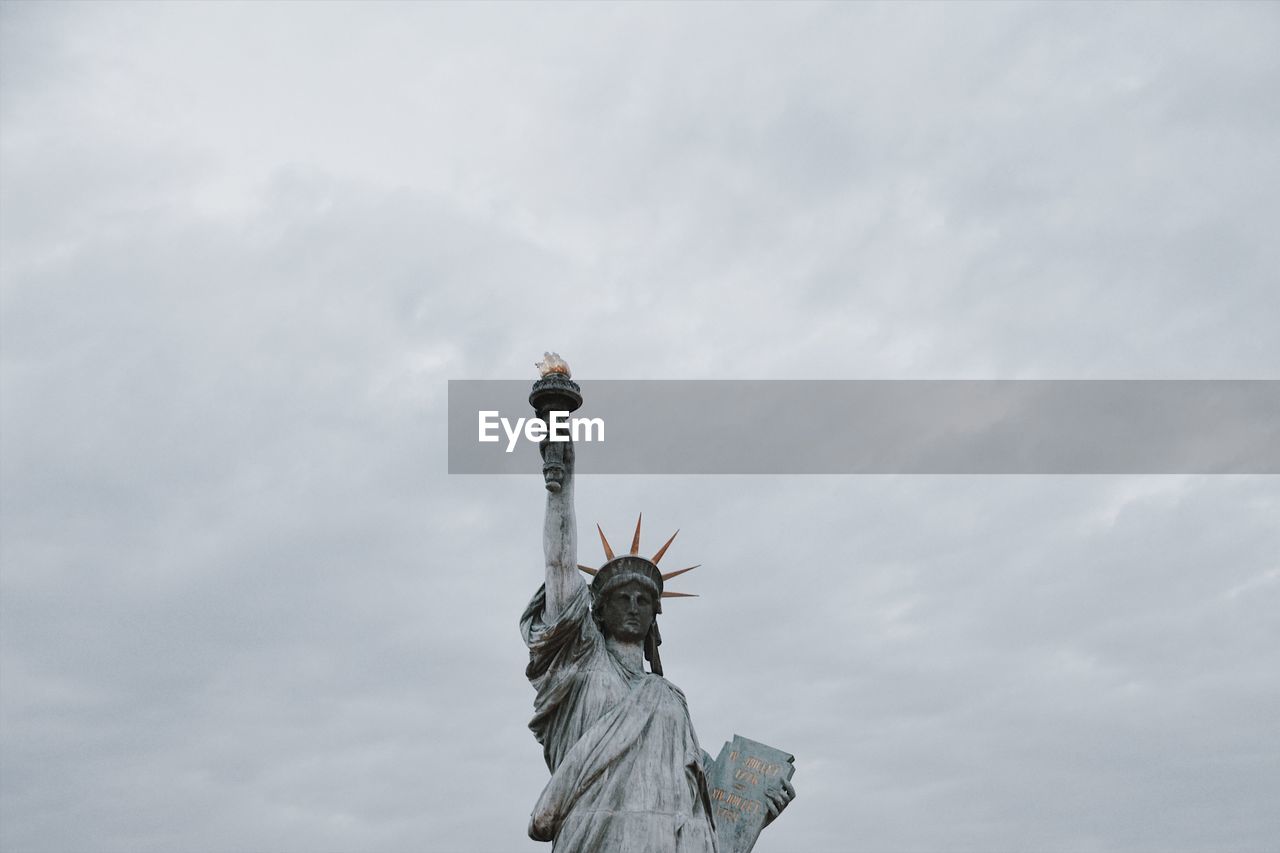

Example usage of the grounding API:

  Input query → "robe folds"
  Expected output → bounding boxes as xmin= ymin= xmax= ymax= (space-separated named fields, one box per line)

xmin=521 ymin=584 xmax=719 ymax=853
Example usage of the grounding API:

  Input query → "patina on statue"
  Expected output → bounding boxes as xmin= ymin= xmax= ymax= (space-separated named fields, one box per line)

xmin=520 ymin=357 xmax=794 ymax=852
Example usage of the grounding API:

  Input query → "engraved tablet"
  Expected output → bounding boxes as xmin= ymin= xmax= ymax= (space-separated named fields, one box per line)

xmin=705 ymin=734 xmax=796 ymax=853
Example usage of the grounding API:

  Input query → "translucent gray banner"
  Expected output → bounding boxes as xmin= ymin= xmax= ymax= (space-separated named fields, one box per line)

xmin=448 ymin=380 xmax=1280 ymax=474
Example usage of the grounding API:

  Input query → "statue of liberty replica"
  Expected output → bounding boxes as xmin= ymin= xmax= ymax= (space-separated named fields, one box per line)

xmin=520 ymin=355 xmax=796 ymax=853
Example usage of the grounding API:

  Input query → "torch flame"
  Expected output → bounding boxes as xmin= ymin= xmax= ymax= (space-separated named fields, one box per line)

xmin=536 ymin=352 xmax=571 ymax=378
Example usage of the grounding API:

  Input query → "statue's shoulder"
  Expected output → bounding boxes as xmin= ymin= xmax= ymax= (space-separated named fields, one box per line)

xmin=652 ymin=673 xmax=689 ymax=705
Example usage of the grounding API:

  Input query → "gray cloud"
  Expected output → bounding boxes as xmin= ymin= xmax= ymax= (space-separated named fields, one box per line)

xmin=2 ymin=3 xmax=1278 ymax=852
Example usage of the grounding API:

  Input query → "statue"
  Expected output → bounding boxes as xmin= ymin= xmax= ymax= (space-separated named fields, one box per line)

xmin=521 ymin=355 xmax=796 ymax=852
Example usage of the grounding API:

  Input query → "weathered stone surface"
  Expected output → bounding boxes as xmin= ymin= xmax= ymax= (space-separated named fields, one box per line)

xmin=705 ymin=735 xmax=796 ymax=853
xmin=523 ymin=364 xmax=794 ymax=850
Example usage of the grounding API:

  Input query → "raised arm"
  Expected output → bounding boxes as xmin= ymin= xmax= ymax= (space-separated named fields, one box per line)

xmin=542 ymin=438 xmax=586 ymax=621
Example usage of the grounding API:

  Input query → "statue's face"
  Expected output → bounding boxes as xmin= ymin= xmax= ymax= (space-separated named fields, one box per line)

xmin=599 ymin=580 xmax=657 ymax=642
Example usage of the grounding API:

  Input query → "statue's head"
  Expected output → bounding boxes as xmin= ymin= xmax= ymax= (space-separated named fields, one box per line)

xmin=590 ymin=557 xmax=663 ymax=642
xmin=594 ymin=579 xmax=659 ymax=642
xmin=580 ymin=517 xmax=700 ymax=676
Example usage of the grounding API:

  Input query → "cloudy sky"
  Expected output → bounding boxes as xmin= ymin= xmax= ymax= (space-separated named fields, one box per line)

xmin=2 ymin=2 xmax=1278 ymax=851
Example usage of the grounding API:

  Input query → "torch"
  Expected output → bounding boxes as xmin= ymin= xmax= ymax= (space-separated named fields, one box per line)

xmin=529 ymin=352 xmax=583 ymax=492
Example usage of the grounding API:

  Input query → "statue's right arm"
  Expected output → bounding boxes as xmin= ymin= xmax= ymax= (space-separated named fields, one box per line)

xmin=543 ymin=439 xmax=585 ymax=622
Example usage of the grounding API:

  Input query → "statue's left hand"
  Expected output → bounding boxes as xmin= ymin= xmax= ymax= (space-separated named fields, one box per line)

xmin=764 ymin=777 xmax=796 ymax=825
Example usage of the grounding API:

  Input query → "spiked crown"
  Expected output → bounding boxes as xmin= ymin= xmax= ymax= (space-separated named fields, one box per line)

xmin=578 ymin=515 xmax=699 ymax=677
xmin=577 ymin=514 xmax=700 ymax=601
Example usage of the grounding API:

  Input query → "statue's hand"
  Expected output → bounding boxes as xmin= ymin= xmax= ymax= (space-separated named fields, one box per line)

xmin=539 ymin=433 xmax=574 ymax=490
xmin=528 ymin=812 xmax=555 ymax=843
xmin=764 ymin=778 xmax=795 ymax=825
xmin=538 ymin=433 xmax=574 ymax=463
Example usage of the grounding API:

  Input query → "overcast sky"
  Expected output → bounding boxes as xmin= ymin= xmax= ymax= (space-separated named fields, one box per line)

xmin=2 ymin=3 xmax=1278 ymax=852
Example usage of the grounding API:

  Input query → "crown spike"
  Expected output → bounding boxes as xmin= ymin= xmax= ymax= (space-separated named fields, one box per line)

xmin=661 ymin=592 xmax=699 ymax=599
xmin=661 ymin=564 xmax=700 ymax=582
xmin=652 ymin=530 xmax=679 ymax=564
xmin=630 ymin=514 xmax=643 ymax=555
xmin=577 ymin=564 xmax=597 ymax=576
xmin=597 ymin=524 xmax=614 ymax=561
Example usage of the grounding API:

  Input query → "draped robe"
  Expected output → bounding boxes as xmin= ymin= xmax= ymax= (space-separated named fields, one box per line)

xmin=521 ymin=583 xmax=719 ymax=853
